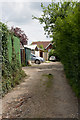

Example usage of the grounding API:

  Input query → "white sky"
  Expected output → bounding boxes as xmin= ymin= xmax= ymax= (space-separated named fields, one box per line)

xmin=0 ymin=1 xmax=52 ymax=45
xmin=0 ymin=0 xmax=79 ymax=44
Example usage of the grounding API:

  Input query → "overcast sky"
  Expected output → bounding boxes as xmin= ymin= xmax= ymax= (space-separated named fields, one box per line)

xmin=0 ymin=0 xmax=55 ymax=44
xmin=0 ymin=0 xmax=78 ymax=44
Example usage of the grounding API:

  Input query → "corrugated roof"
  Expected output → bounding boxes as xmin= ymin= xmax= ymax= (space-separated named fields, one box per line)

xmin=24 ymin=44 xmax=38 ymax=50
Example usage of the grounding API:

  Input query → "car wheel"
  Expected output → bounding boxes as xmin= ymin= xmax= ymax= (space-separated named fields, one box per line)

xmin=35 ymin=60 xmax=40 ymax=64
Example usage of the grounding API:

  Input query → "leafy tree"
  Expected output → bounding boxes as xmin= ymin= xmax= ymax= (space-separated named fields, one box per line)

xmin=33 ymin=2 xmax=75 ymax=40
xmin=11 ymin=27 xmax=28 ymax=45
xmin=39 ymin=44 xmax=44 ymax=49
xmin=48 ymin=49 xmax=54 ymax=57
xmin=33 ymin=1 xmax=80 ymax=97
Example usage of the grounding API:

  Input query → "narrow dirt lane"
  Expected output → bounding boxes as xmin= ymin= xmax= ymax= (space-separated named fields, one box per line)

xmin=2 ymin=62 xmax=78 ymax=118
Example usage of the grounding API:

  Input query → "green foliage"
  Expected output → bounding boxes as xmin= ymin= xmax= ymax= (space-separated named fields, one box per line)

xmin=55 ymin=3 xmax=79 ymax=97
xmin=32 ymin=2 xmax=75 ymax=38
xmin=49 ymin=49 xmax=60 ymax=61
xmin=33 ymin=1 xmax=80 ymax=97
xmin=39 ymin=44 xmax=44 ymax=49
xmin=1 ymin=22 xmax=26 ymax=96
xmin=48 ymin=49 xmax=54 ymax=58
xmin=42 ymin=73 xmax=53 ymax=88
xmin=21 ymin=63 xmax=26 ymax=67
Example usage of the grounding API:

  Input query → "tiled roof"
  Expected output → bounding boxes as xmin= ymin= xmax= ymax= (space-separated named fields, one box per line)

xmin=31 ymin=41 xmax=52 ymax=49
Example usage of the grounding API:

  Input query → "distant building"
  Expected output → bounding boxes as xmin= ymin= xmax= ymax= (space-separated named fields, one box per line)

xmin=31 ymin=41 xmax=53 ymax=52
xmin=24 ymin=44 xmax=39 ymax=57
xmin=31 ymin=41 xmax=53 ymax=60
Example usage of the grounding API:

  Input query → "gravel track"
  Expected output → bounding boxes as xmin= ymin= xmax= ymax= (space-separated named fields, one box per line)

xmin=2 ymin=62 xmax=78 ymax=119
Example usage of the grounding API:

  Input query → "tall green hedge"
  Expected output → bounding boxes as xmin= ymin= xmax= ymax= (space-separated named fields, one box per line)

xmin=33 ymin=1 xmax=80 ymax=97
xmin=55 ymin=3 xmax=80 ymax=97
xmin=1 ymin=22 xmax=25 ymax=96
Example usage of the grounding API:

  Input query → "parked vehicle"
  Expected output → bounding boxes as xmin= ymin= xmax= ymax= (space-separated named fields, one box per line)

xmin=49 ymin=56 xmax=56 ymax=61
xmin=31 ymin=53 xmax=44 ymax=64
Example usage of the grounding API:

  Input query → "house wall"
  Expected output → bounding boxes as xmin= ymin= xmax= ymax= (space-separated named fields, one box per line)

xmin=31 ymin=50 xmax=39 ymax=57
xmin=43 ymin=52 xmax=48 ymax=61
xmin=35 ymin=51 xmax=39 ymax=57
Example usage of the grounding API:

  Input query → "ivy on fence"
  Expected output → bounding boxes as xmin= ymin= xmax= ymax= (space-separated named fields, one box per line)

xmin=1 ymin=22 xmax=26 ymax=96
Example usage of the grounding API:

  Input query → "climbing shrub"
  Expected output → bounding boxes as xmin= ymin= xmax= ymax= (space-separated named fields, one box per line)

xmin=1 ymin=22 xmax=26 ymax=96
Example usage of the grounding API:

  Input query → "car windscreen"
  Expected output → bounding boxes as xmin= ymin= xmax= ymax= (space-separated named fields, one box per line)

xmin=31 ymin=54 xmax=36 ymax=57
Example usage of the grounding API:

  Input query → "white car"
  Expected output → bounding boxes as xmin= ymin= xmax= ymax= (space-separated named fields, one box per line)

xmin=49 ymin=56 xmax=56 ymax=61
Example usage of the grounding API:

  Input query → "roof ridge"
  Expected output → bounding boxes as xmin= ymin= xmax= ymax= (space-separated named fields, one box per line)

xmin=32 ymin=41 xmax=51 ymax=42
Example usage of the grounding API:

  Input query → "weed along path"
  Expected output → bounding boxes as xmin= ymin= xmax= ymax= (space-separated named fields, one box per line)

xmin=2 ymin=62 xmax=78 ymax=118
